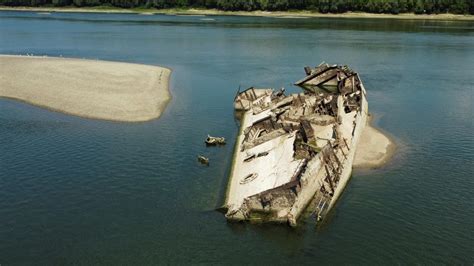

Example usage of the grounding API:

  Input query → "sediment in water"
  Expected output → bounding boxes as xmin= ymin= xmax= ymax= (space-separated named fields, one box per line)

xmin=354 ymin=116 xmax=397 ymax=169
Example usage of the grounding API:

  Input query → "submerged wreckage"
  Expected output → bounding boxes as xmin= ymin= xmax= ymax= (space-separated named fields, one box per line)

xmin=224 ymin=63 xmax=368 ymax=226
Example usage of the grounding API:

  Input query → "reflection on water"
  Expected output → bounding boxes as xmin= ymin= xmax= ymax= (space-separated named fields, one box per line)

xmin=0 ymin=11 xmax=473 ymax=265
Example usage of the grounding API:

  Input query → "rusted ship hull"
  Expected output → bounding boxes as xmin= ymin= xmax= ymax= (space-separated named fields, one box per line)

xmin=224 ymin=63 xmax=368 ymax=226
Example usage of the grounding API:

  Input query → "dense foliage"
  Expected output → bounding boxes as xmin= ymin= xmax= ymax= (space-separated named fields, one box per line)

xmin=1 ymin=0 xmax=472 ymax=14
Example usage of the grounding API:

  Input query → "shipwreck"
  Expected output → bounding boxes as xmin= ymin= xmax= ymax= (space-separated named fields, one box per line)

xmin=223 ymin=63 xmax=368 ymax=226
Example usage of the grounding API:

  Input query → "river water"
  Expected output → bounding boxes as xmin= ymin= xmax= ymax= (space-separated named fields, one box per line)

xmin=0 ymin=11 xmax=473 ymax=264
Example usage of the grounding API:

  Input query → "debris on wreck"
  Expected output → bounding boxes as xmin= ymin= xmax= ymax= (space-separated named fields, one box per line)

xmin=205 ymin=135 xmax=226 ymax=145
xmin=198 ymin=155 xmax=210 ymax=165
xmin=223 ymin=62 xmax=368 ymax=226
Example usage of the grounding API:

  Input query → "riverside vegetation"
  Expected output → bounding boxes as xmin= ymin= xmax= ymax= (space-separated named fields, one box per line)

xmin=1 ymin=0 xmax=472 ymax=15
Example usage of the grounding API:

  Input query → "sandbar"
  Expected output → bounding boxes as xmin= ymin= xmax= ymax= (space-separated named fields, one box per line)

xmin=354 ymin=116 xmax=396 ymax=168
xmin=0 ymin=55 xmax=171 ymax=122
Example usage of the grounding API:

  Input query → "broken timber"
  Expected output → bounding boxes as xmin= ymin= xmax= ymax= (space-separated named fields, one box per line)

xmin=224 ymin=63 xmax=368 ymax=226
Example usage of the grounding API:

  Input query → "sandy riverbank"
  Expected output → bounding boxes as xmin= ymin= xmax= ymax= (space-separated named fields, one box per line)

xmin=353 ymin=115 xmax=396 ymax=169
xmin=1 ymin=6 xmax=473 ymax=21
xmin=0 ymin=55 xmax=171 ymax=122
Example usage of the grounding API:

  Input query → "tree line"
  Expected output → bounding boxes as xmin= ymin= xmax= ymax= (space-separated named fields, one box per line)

xmin=1 ymin=0 xmax=472 ymax=14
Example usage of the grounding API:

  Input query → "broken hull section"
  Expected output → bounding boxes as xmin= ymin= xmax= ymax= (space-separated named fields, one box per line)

xmin=225 ymin=64 xmax=368 ymax=226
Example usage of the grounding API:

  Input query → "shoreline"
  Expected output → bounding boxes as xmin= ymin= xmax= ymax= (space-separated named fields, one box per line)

xmin=1 ymin=6 xmax=473 ymax=20
xmin=0 ymin=55 xmax=172 ymax=122
xmin=353 ymin=114 xmax=397 ymax=169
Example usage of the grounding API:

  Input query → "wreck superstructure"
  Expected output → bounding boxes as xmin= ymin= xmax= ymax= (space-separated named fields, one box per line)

xmin=224 ymin=63 xmax=368 ymax=226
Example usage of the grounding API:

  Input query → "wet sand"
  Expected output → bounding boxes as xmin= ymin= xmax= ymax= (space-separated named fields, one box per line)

xmin=0 ymin=55 xmax=171 ymax=122
xmin=354 ymin=116 xmax=396 ymax=169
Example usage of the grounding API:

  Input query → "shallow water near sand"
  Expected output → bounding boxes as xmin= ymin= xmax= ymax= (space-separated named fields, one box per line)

xmin=0 ymin=11 xmax=473 ymax=264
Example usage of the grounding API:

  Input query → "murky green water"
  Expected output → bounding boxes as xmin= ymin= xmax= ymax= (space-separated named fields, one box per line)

xmin=0 ymin=11 xmax=473 ymax=265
